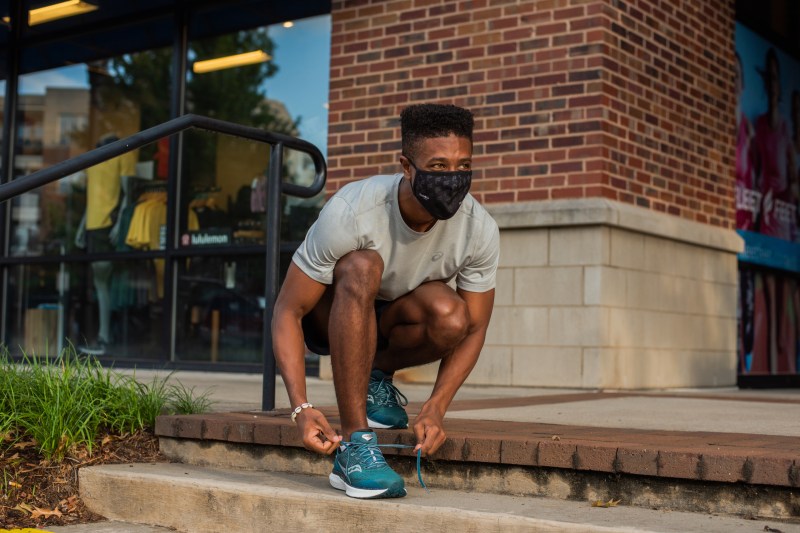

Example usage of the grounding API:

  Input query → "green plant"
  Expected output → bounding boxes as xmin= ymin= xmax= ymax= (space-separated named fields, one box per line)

xmin=0 ymin=346 xmax=214 ymax=461
xmin=168 ymin=381 xmax=215 ymax=415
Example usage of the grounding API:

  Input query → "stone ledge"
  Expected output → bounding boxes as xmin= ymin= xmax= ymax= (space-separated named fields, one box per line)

xmin=155 ymin=412 xmax=800 ymax=489
xmin=486 ymin=198 xmax=743 ymax=254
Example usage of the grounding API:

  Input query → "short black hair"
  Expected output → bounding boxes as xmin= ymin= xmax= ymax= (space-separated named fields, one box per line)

xmin=400 ymin=104 xmax=474 ymax=160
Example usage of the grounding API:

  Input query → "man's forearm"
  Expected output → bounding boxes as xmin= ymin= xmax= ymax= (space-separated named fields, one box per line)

xmin=425 ymin=327 xmax=487 ymax=415
xmin=272 ymin=311 xmax=310 ymax=408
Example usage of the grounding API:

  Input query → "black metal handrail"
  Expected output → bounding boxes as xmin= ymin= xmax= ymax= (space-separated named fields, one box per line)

xmin=0 ymin=114 xmax=325 ymax=203
xmin=0 ymin=113 xmax=327 ymax=411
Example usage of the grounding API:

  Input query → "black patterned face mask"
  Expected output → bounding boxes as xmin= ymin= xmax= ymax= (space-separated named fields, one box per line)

xmin=406 ymin=158 xmax=472 ymax=220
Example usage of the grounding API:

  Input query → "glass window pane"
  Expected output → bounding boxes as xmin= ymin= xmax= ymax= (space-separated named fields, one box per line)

xmin=178 ymin=136 xmax=325 ymax=249
xmin=174 ymin=255 xmax=265 ymax=364
xmin=180 ymin=131 xmax=268 ymax=249
xmin=10 ymin=47 xmax=172 ymax=257
xmin=5 ymin=260 xmax=167 ymax=360
xmin=283 ymin=147 xmax=325 ymax=242
xmin=182 ymin=15 xmax=330 ymax=248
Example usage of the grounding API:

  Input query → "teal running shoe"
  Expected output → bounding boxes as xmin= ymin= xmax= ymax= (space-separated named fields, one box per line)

xmin=367 ymin=369 xmax=409 ymax=429
xmin=329 ymin=430 xmax=406 ymax=499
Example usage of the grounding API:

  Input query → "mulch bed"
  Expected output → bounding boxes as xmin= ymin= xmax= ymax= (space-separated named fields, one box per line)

xmin=0 ymin=431 xmax=165 ymax=530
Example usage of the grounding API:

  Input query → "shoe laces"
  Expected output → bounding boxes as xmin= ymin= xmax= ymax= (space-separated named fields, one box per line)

xmin=340 ymin=440 xmax=428 ymax=492
xmin=342 ymin=439 xmax=389 ymax=471
xmin=370 ymin=377 xmax=408 ymax=408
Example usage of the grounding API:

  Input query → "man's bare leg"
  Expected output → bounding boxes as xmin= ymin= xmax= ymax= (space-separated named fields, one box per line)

xmin=373 ymin=281 xmax=469 ymax=373
xmin=326 ymin=250 xmax=384 ymax=439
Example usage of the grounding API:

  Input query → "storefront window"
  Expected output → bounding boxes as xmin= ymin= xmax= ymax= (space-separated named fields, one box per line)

xmin=5 ymin=259 xmax=166 ymax=359
xmin=173 ymin=15 xmax=330 ymax=366
xmin=10 ymin=47 xmax=172 ymax=257
xmin=1 ymin=6 xmax=331 ymax=368
xmin=3 ymin=43 xmax=173 ymax=358
xmin=174 ymin=255 xmax=265 ymax=363
xmin=181 ymin=16 xmax=329 ymax=248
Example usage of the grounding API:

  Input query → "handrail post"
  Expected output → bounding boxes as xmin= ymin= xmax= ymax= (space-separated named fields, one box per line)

xmin=0 ymin=0 xmax=25 ymax=345
xmin=262 ymin=143 xmax=283 ymax=411
xmin=164 ymin=4 xmax=189 ymax=363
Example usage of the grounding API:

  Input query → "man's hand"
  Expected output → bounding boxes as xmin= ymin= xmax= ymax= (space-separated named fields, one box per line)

xmin=413 ymin=403 xmax=447 ymax=456
xmin=296 ymin=409 xmax=342 ymax=455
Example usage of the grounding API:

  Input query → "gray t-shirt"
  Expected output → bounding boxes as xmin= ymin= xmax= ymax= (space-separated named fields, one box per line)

xmin=292 ymin=174 xmax=499 ymax=301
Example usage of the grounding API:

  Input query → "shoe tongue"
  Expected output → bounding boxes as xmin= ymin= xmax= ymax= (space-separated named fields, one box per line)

xmin=350 ymin=430 xmax=378 ymax=444
xmin=370 ymin=368 xmax=391 ymax=381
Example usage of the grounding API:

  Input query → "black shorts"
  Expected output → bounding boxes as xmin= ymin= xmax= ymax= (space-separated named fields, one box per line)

xmin=302 ymin=299 xmax=392 ymax=355
xmin=86 ymin=228 xmax=114 ymax=254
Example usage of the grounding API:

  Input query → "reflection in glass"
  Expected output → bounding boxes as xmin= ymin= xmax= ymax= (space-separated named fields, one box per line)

xmin=175 ymin=255 xmax=266 ymax=364
xmin=178 ymin=133 xmax=324 ymax=247
xmin=6 ymin=260 xmax=166 ymax=359
xmin=181 ymin=17 xmax=330 ymax=248
xmin=10 ymin=48 xmax=172 ymax=257
xmin=2 ymin=12 xmax=332 ymax=366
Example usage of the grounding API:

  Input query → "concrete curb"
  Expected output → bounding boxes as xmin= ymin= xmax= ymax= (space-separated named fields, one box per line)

xmin=155 ymin=412 xmax=800 ymax=488
xmin=158 ymin=437 xmax=800 ymax=520
xmin=79 ymin=463 xmax=799 ymax=533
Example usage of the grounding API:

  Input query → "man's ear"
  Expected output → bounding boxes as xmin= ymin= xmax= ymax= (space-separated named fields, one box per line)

xmin=399 ymin=155 xmax=412 ymax=180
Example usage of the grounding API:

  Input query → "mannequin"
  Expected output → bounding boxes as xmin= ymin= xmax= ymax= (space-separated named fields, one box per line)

xmin=80 ymin=134 xmax=136 ymax=354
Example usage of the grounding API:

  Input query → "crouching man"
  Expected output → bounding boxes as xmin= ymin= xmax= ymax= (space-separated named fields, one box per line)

xmin=272 ymin=103 xmax=499 ymax=499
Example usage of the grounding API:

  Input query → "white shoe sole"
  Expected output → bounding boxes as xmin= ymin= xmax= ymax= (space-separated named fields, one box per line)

xmin=367 ymin=417 xmax=395 ymax=429
xmin=367 ymin=417 xmax=408 ymax=429
xmin=329 ymin=473 xmax=401 ymax=499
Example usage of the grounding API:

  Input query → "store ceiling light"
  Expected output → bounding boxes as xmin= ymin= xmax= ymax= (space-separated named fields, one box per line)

xmin=192 ymin=50 xmax=271 ymax=74
xmin=28 ymin=0 xmax=98 ymax=26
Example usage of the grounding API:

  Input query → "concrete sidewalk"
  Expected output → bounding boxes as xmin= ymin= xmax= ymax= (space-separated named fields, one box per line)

xmin=124 ymin=368 xmax=800 ymax=437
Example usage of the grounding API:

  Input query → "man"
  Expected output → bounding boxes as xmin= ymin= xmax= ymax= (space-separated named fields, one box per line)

xmin=273 ymin=103 xmax=499 ymax=499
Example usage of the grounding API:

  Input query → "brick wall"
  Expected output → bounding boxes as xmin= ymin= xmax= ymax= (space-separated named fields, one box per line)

xmin=327 ymin=0 xmax=736 ymax=228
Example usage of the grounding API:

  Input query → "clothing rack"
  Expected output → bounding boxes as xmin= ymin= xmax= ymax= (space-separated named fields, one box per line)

xmin=191 ymin=186 xmax=221 ymax=196
xmin=131 ymin=178 xmax=168 ymax=201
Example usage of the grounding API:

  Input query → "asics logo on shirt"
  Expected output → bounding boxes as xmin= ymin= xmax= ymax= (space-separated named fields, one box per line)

xmin=431 ymin=252 xmax=443 ymax=261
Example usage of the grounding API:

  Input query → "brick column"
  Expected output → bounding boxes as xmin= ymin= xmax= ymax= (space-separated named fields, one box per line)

xmin=323 ymin=0 xmax=742 ymax=389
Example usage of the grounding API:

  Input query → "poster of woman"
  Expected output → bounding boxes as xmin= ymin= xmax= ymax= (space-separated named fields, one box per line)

xmin=735 ymin=23 xmax=800 ymax=380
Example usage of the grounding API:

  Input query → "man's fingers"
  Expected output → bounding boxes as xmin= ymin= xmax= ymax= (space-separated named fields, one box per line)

xmin=413 ymin=421 xmax=426 ymax=451
xmin=414 ymin=423 xmax=447 ymax=455
xmin=305 ymin=430 xmax=337 ymax=454
xmin=318 ymin=439 xmax=338 ymax=455
xmin=299 ymin=411 xmax=342 ymax=454
xmin=427 ymin=430 xmax=447 ymax=455
xmin=319 ymin=421 xmax=342 ymax=446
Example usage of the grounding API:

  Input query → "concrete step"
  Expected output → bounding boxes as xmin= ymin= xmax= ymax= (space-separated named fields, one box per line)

xmin=79 ymin=463 xmax=799 ymax=533
xmin=155 ymin=412 xmax=800 ymax=520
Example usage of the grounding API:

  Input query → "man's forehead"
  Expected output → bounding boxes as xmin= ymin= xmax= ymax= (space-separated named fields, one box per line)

xmin=414 ymin=135 xmax=472 ymax=158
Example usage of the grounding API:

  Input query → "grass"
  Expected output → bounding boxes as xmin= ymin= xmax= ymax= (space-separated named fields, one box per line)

xmin=0 ymin=346 xmax=214 ymax=461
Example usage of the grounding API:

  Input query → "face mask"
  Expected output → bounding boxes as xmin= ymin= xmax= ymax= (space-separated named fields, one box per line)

xmin=406 ymin=158 xmax=472 ymax=220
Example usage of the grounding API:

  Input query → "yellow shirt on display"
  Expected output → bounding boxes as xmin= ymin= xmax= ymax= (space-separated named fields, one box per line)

xmin=86 ymin=151 xmax=137 ymax=230
xmin=124 ymin=192 xmax=199 ymax=300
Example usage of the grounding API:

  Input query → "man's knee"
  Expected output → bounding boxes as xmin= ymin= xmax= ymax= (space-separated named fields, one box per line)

xmin=333 ymin=250 xmax=383 ymax=299
xmin=427 ymin=296 xmax=469 ymax=350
